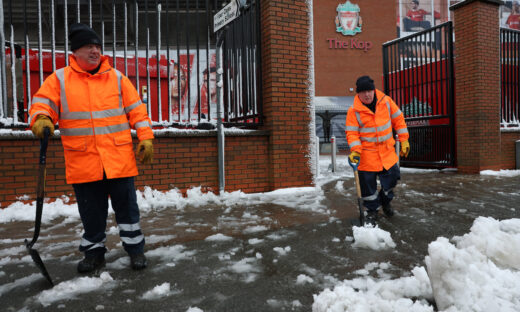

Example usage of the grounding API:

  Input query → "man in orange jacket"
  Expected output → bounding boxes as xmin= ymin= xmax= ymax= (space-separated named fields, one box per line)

xmin=29 ymin=23 xmax=154 ymax=273
xmin=346 ymin=76 xmax=410 ymax=226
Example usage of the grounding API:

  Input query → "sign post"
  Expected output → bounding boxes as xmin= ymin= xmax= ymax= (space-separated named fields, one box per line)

xmin=214 ymin=0 xmax=241 ymax=32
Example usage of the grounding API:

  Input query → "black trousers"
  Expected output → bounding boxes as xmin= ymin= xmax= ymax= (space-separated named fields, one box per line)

xmin=358 ymin=164 xmax=401 ymax=213
xmin=73 ymin=175 xmax=145 ymax=257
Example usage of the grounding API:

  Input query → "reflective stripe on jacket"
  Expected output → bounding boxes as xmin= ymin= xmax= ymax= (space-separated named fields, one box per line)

xmin=345 ymin=89 xmax=409 ymax=172
xmin=29 ymin=55 xmax=154 ymax=184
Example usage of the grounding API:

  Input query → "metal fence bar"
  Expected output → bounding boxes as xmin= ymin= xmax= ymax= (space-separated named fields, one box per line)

xmin=175 ymin=0 xmax=181 ymax=121
xmin=99 ymin=0 xmax=103 ymax=54
xmin=155 ymin=0 xmax=161 ymax=122
xmin=185 ymin=0 xmax=191 ymax=121
xmin=112 ymin=0 xmax=116 ymax=70
xmin=51 ymin=0 xmax=56 ymax=72
xmin=145 ymin=0 xmax=151 ymax=115
xmin=166 ymin=0 xmax=171 ymax=122
xmin=124 ymin=0 xmax=128 ymax=76
xmin=88 ymin=0 xmax=92 ymax=27
xmin=500 ymin=28 xmax=520 ymax=127
xmin=195 ymin=0 xmax=201 ymax=121
xmin=134 ymin=0 xmax=139 ymax=92
xmin=23 ymin=0 xmax=31 ymax=116
xmin=37 ymin=0 xmax=43 ymax=85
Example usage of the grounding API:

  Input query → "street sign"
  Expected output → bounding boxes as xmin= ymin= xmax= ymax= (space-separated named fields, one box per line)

xmin=214 ymin=0 xmax=240 ymax=32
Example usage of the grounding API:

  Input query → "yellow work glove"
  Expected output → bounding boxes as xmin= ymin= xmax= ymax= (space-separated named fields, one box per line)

xmin=31 ymin=115 xmax=54 ymax=139
xmin=137 ymin=139 xmax=154 ymax=165
xmin=400 ymin=140 xmax=410 ymax=157
xmin=349 ymin=151 xmax=361 ymax=163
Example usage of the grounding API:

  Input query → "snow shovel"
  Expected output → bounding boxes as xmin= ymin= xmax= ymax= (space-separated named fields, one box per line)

xmin=348 ymin=155 xmax=364 ymax=227
xmin=25 ymin=127 xmax=54 ymax=286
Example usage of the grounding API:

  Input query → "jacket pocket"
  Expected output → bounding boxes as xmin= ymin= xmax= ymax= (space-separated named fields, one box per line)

xmin=113 ymin=133 xmax=133 ymax=146
xmin=62 ymin=138 xmax=87 ymax=151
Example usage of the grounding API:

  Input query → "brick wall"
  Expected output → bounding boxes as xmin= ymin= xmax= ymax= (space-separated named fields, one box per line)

xmin=452 ymin=0 xmax=502 ymax=173
xmin=0 ymin=132 xmax=271 ymax=207
xmin=260 ymin=0 xmax=314 ymax=189
xmin=501 ymin=131 xmax=520 ymax=169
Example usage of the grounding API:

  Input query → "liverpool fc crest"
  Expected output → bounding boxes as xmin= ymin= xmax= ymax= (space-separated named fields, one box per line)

xmin=335 ymin=1 xmax=362 ymax=36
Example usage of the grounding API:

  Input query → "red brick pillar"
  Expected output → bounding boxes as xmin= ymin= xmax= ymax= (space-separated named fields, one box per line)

xmin=260 ymin=0 xmax=314 ymax=188
xmin=451 ymin=0 xmax=502 ymax=173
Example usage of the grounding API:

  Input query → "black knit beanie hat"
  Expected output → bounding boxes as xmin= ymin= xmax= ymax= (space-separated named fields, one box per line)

xmin=356 ymin=75 xmax=375 ymax=93
xmin=69 ymin=23 xmax=102 ymax=51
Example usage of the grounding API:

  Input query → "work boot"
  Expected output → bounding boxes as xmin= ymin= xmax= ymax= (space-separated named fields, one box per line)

xmin=365 ymin=210 xmax=378 ymax=226
xmin=77 ymin=253 xmax=105 ymax=273
xmin=130 ymin=253 xmax=147 ymax=270
xmin=382 ymin=202 xmax=394 ymax=217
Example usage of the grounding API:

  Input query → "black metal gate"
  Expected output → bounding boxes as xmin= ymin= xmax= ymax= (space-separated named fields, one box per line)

xmin=220 ymin=0 xmax=262 ymax=127
xmin=383 ymin=22 xmax=455 ymax=168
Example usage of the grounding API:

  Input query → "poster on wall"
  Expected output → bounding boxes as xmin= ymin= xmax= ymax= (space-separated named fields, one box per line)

xmin=500 ymin=1 xmax=520 ymax=30
xmin=396 ymin=0 xmax=458 ymax=38
xmin=168 ymin=52 xmax=217 ymax=123
xmin=397 ymin=0 xmax=517 ymax=37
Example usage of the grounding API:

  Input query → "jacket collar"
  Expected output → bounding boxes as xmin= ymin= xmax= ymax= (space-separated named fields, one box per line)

xmin=353 ymin=89 xmax=387 ymax=113
xmin=69 ymin=55 xmax=112 ymax=74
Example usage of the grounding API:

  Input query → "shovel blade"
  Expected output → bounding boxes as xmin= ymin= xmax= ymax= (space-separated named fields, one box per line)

xmin=25 ymin=240 xmax=54 ymax=286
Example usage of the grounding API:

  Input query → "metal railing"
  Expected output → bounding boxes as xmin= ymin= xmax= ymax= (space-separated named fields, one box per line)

xmin=0 ymin=0 xmax=262 ymax=129
xmin=220 ymin=0 xmax=261 ymax=127
xmin=500 ymin=27 xmax=520 ymax=128
xmin=383 ymin=22 xmax=455 ymax=168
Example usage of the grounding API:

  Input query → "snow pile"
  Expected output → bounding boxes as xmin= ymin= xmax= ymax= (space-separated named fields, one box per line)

xmin=135 ymin=185 xmax=327 ymax=213
xmin=312 ymin=266 xmax=434 ymax=312
xmin=425 ymin=217 xmax=520 ymax=311
xmin=141 ymin=282 xmax=177 ymax=300
xmin=314 ymin=217 xmax=520 ymax=312
xmin=296 ymin=274 xmax=314 ymax=285
xmin=0 ymin=198 xmax=79 ymax=224
xmin=351 ymin=225 xmax=397 ymax=250
xmin=480 ymin=169 xmax=520 ymax=177
xmin=37 ymin=272 xmax=116 ymax=307
xmin=204 ymin=233 xmax=233 ymax=242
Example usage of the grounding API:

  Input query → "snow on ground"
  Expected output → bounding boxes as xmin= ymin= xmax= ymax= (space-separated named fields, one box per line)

xmin=1 ymin=154 xmax=520 ymax=311
xmin=313 ymin=216 xmax=520 ymax=312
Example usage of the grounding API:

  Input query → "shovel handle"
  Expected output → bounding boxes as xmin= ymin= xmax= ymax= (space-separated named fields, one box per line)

xmin=348 ymin=156 xmax=362 ymax=198
xmin=28 ymin=128 xmax=50 ymax=248
xmin=40 ymin=127 xmax=50 ymax=165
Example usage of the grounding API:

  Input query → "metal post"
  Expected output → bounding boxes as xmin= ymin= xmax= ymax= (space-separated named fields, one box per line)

xmin=395 ymin=135 xmax=400 ymax=166
xmin=316 ymin=135 xmax=320 ymax=177
xmin=0 ymin=0 xmax=6 ymax=118
xmin=331 ymin=135 xmax=336 ymax=172
xmin=216 ymin=29 xmax=226 ymax=193
xmin=515 ymin=140 xmax=520 ymax=169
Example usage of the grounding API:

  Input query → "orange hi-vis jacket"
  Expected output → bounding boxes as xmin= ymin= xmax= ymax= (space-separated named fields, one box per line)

xmin=345 ymin=89 xmax=409 ymax=172
xmin=29 ymin=55 xmax=154 ymax=184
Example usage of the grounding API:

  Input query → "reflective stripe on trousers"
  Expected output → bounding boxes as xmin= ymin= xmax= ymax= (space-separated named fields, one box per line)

xmin=358 ymin=164 xmax=401 ymax=212
xmin=73 ymin=174 xmax=144 ymax=256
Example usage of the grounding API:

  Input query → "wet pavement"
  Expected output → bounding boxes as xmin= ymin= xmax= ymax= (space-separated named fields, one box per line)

xmin=1 ymin=163 xmax=519 ymax=312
